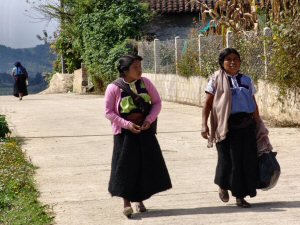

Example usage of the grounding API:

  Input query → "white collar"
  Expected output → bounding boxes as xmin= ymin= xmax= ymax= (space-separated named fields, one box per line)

xmin=122 ymin=78 xmax=138 ymax=85
xmin=226 ymin=72 xmax=239 ymax=78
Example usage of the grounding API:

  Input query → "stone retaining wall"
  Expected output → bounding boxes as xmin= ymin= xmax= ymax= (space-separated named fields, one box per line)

xmin=42 ymin=73 xmax=73 ymax=94
xmin=44 ymin=64 xmax=88 ymax=94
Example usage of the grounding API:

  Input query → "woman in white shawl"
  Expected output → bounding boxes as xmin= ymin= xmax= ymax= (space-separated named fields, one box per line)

xmin=201 ymin=48 xmax=261 ymax=208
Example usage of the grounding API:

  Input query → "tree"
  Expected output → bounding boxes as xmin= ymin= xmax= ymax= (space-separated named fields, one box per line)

xmin=27 ymin=0 xmax=78 ymax=73
xmin=29 ymin=0 xmax=151 ymax=90
xmin=77 ymin=1 xmax=151 ymax=89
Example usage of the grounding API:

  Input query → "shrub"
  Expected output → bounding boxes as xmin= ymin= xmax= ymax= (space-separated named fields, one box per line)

xmin=0 ymin=115 xmax=10 ymax=139
xmin=232 ymin=34 xmax=265 ymax=82
xmin=267 ymin=13 xmax=300 ymax=94
xmin=177 ymin=40 xmax=201 ymax=77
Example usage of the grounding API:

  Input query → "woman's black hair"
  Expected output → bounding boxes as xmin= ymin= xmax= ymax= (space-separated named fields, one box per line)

xmin=14 ymin=61 xmax=21 ymax=67
xmin=117 ymin=54 xmax=143 ymax=77
xmin=218 ymin=48 xmax=241 ymax=70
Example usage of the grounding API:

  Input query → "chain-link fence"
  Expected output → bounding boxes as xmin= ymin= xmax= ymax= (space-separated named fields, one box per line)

xmin=176 ymin=38 xmax=200 ymax=77
xmin=230 ymin=32 xmax=265 ymax=81
xmin=175 ymin=38 xmax=186 ymax=62
xmin=138 ymin=41 xmax=155 ymax=73
xmin=199 ymin=35 xmax=223 ymax=77
xmin=156 ymin=40 xmax=176 ymax=74
xmin=138 ymin=29 xmax=271 ymax=80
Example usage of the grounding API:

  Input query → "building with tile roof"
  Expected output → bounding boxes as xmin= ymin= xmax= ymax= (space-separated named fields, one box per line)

xmin=144 ymin=0 xmax=215 ymax=13
xmin=141 ymin=0 xmax=216 ymax=40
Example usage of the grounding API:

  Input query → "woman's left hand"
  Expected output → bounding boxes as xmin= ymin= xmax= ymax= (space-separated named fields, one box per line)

xmin=141 ymin=121 xmax=151 ymax=130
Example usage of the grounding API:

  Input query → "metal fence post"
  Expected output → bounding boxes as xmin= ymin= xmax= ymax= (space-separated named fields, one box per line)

xmin=226 ymin=31 xmax=233 ymax=48
xmin=154 ymin=39 xmax=159 ymax=74
xmin=175 ymin=36 xmax=180 ymax=75
xmin=263 ymin=27 xmax=272 ymax=78
xmin=137 ymin=42 xmax=143 ymax=71
xmin=198 ymin=34 xmax=202 ymax=71
xmin=81 ymin=63 xmax=88 ymax=93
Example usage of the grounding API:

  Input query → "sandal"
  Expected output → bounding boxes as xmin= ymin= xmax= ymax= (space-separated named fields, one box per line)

xmin=218 ymin=188 xmax=229 ymax=203
xmin=123 ymin=206 xmax=133 ymax=218
xmin=135 ymin=202 xmax=147 ymax=213
xmin=236 ymin=198 xmax=251 ymax=208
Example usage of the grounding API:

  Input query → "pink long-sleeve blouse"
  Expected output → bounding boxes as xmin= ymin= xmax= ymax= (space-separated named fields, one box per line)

xmin=104 ymin=77 xmax=161 ymax=135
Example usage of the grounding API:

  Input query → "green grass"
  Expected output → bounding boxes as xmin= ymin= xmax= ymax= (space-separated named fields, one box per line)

xmin=0 ymin=138 xmax=54 ymax=225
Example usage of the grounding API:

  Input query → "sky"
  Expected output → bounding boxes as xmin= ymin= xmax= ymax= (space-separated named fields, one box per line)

xmin=0 ymin=0 xmax=58 ymax=49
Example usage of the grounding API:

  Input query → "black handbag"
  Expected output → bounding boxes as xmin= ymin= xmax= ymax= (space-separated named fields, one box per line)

xmin=257 ymin=151 xmax=281 ymax=190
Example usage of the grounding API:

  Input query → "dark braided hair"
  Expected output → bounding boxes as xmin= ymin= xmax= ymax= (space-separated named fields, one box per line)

xmin=117 ymin=54 xmax=143 ymax=77
xmin=14 ymin=61 xmax=21 ymax=67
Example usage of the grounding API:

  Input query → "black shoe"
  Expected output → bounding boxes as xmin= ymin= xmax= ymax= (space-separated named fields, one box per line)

xmin=236 ymin=198 xmax=251 ymax=208
xmin=218 ymin=188 xmax=229 ymax=203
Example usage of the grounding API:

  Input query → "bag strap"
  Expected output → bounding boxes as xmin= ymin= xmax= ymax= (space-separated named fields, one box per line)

xmin=113 ymin=78 xmax=142 ymax=102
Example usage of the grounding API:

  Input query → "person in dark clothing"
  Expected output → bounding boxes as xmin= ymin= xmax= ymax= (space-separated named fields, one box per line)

xmin=104 ymin=54 xmax=172 ymax=218
xmin=11 ymin=61 xmax=28 ymax=100
xmin=201 ymin=48 xmax=261 ymax=208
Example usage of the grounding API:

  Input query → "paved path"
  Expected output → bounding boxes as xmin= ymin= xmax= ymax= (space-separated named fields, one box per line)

xmin=1 ymin=93 xmax=300 ymax=225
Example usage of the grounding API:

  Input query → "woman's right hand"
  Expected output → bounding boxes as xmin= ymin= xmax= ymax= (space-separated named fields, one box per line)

xmin=128 ymin=123 xmax=141 ymax=134
xmin=201 ymin=124 xmax=210 ymax=139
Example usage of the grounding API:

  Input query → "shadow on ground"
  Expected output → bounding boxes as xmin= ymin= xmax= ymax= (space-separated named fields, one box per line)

xmin=132 ymin=201 xmax=300 ymax=220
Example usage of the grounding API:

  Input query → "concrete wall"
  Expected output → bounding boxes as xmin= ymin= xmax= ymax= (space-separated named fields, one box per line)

xmin=143 ymin=73 xmax=300 ymax=123
xmin=255 ymin=80 xmax=300 ymax=123
xmin=144 ymin=73 xmax=207 ymax=105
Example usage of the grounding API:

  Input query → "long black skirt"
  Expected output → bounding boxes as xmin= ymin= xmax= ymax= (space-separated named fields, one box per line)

xmin=108 ymin=128 xmax=172 ymax=202
xmin=215 ymin=123 xmax=258 ymax=198
xmin=13 ymin=75 xmax=28 ymax=97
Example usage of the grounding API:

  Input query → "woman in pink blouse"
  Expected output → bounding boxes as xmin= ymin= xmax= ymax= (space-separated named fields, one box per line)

xmin=104 ymin=54 xmax=172 ymax=218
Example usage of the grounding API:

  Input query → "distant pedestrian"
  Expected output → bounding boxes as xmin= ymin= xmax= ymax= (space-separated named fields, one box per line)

xmin=104 ymin=54 xmax=172 ymax=218
xmin=201 ymin=48 xmax=262 ymax=208
xmin=12 ymin=61 xmax=28 ymax=100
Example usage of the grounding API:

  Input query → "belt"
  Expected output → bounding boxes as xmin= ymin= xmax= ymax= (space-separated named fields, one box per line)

xmin=228 ymin=112 xmax=254 ymax=129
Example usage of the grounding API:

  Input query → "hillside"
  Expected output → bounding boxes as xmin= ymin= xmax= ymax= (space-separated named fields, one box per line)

xmin=0 ymin=44 xmax=56 ymax=77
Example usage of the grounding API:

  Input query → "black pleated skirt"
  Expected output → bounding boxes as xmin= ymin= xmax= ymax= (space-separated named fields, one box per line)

xmin=215 ymin=122 xmax=258 ymax=198
xmin=108 ymin=128 xmax=172 ymax=202
xmin=13 ymin=75 xmax=28 ymax=97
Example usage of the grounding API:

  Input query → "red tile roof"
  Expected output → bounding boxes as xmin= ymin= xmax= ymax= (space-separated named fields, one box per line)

xmin=143 ymin=0 xmax=215 ymax=13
